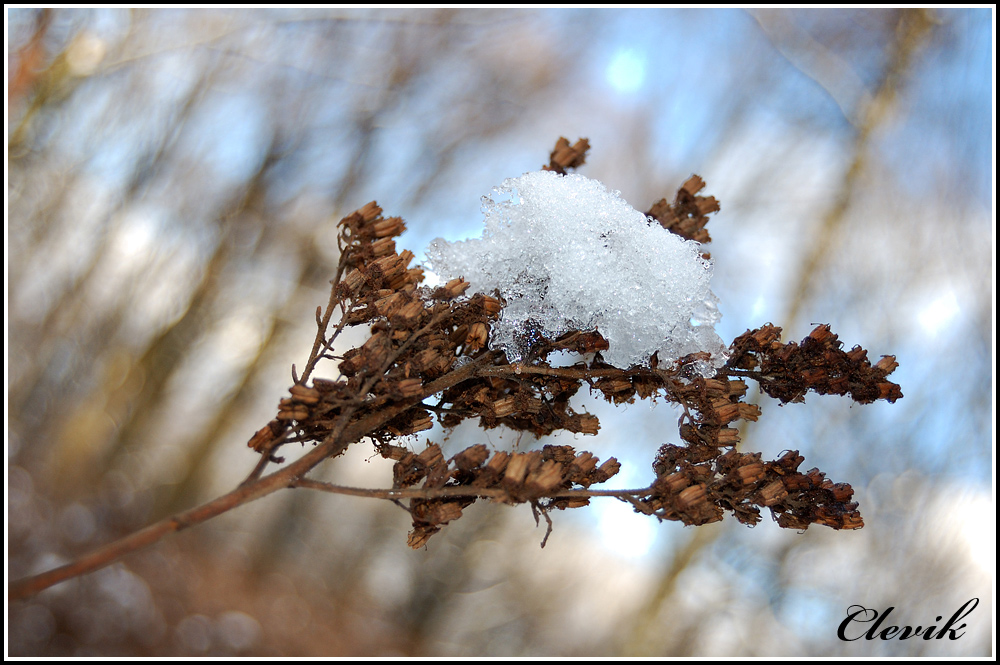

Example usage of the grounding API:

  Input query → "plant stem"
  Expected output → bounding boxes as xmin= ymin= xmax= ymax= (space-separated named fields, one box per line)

xmin=8 ymin=353 xmax=492 ymax=602
xmin=292 ymin=477 xmax=655 ymax=501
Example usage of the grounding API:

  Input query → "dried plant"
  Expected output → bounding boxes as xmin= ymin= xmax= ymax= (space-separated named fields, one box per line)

xmin=9 ymin=138 xmax=902 ymax=601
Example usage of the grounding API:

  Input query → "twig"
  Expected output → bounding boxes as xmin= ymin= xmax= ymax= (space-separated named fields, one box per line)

xmin=9 ymin=424 xmax=350 ymax=601
xmin=239 ymin=429 xmax=290 ymax=488
xmin=292 ymin=477 xmax=656 ymax=502
xmin=533 ymin=501 xmax=555 ymax=548
xmin=8 ymin=338 xmax=494 ymax=601
xmin=298 ymin=258 xmax=348 ymax=384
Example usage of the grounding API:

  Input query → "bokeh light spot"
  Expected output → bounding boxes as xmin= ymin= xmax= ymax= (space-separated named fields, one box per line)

xmin=606 ymin=48 xmax=646 ymax=93
xmin=917 ymin=290 xmax=961 ymax=337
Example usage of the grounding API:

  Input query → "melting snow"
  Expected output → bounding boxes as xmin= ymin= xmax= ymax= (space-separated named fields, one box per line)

xmin=425 ymin=170 xmax=727 ymax=375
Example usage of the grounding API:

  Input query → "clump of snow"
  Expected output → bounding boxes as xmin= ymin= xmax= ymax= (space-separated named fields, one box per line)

xmin=425 ymin=170 xmax=727 ymax=375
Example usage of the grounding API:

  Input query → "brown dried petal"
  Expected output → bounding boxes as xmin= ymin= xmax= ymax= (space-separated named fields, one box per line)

xmin=392 ymin=300 xmax=425 ymax=326
xmin=453 ymin=444 xmax=490 ymax=471
xmin=373 ymin=216 xmax=406 ymax=238
xmin=758 ymin=480 xmax=788 ymax=506
xmin=565 ymin=413 xmax=600 ymax=435
xmin=407 ymin=526 xmax=440 ymax=549
xmin=289 ymin=385 xmax=320 ymax=405
xmin=525 ymin=460 xmax=565 ymax=496
xmin=465 ymin=322 xmax=489 ymax=351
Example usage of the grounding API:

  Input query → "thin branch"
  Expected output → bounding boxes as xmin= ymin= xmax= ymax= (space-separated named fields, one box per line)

xmin=8 ymin=341 xmax=494 ymax=601
xmin=298 ymin=302 xmax=341 ymax=383
xmin=298 ymin=258 xmax=348 ymax=384
xmin=239 ymin=429 xmax=290 ymax=487
xmin=477 ymin=362 xmax=684 ymax=386
xmin=9 ymin=427 xmax=347 ymax=601
xmin=292 ymin=477 xmax=656 ymax=501
xmin=533 ymin=501 xmax=555 ymax=548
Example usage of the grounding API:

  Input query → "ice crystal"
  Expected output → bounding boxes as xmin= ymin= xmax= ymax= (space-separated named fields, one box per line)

xmin=425 ymin=170 xmax=727 ymax=374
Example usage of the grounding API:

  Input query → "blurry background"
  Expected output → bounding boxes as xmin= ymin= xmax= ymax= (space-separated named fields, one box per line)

xmin=6 ymin=8 xmax=993 ymax=656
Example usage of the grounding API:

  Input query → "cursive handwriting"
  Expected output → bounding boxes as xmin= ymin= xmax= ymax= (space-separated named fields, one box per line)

xmin=837 ymin=598 xmax=979 ymax=641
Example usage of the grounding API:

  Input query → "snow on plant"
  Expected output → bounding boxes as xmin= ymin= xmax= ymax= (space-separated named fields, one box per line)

xmin=11 ymin=138 xmax=904 ymax=600
xmin=425 ymin=170 xmax=728 ymax=374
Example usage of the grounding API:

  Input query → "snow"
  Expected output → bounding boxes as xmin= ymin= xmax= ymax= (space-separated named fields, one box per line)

xmin=424 ymin=170 xmax=727 ymax=375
